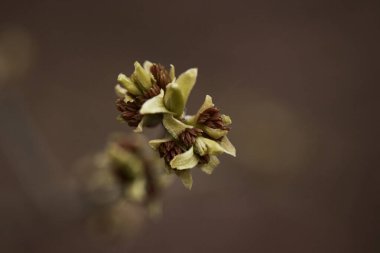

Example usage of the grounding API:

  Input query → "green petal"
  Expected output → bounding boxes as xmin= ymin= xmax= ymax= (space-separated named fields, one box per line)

xmin=149 ymin=138 xmax=172 ymax=150
xmin=140 ymin=90 xmax=173 ymax=115
xmin=115 ymin=84 xmax=127 ymax=97
xmin=118 ymin=73 xmax=142 ymax=96
xmin=200 ymin=155 xmax=220 ymax=175
xmin=219 ymin=136 xmax=236 ymax=157
xmin=194 ymin=137 xmax=226 ymax=156
xmin=170 ymin=64 xmax=176 ymax=81
xmin=202 ymin=126 xmax=229 ymax=139
xmin=143 ymin=60 xmax=153 ymax=72
xmin=132 ymin=61 xmax=153 ymax=90
xmin=164 ymin=68 xmax=197 ymax=117
xmin=169 ymin=146 xmax=199 ymax=170
xmin=175 ymin=169 xmax=192 ymax=190
xmin=133 ymin=116 xmax=145 ymax=133
xmin=163 ymin=114 xmax=193 ymax=139
xmin=197 ymin=95 xmax=214 ymax=115
xmin=176 ymin=68 xmax=197 ymax=107
xmin=164 ymin=82 xmax=184 ymax=117
xmin=221 ymin=114 xmax=232 ymax=125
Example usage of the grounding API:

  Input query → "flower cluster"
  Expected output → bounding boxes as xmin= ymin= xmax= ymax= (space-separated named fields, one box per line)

xmin=115 ymin=61 xmax=236 ymax=189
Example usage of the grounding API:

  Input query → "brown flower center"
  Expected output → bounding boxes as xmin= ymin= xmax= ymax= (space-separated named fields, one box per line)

xmin=179 ymin=128 xmax=203 ymax=148
xmin=158 ymin=141 xmax=184 ymax=164
xmin=197 ymin=107 xmax=230 ymax=130
xmin=150 ymin=64 xmax=171 ymax=90
xmin=116 ymin=84 xmax=161 ymax=127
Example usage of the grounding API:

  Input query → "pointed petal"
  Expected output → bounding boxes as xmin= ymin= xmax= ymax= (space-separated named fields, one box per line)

xmin=133 ymin=116 xmax=145 ymax=133
xmin=115 ymin=84 xmax=127 ymax=97
xmin=118 ymin=73 xmax=142 ymax=96
xmin=148 ymin=138 xmax=173 ymax=150
xmin=164 ymin=68 xmax=197 ymax=117
xmin=164 ymin=82 xmax=184 ymax=117
xmin=163 ymin=114 xmax=193 ymax=139
xmin=140 ymin=90 xmax=173 ymax=115
xmin=200 ymin=155 xmax=220 ymax=174
xmin=175 ymin=68 xmax=197 ymax=107
xmin=143 ymin=60 xmax=153 ymax=72
xmin=170 ymin=64 xmax=176 ymax=81
xmin=175 ymin=170 xmax=193 ymax=190
xmin=219 ymin=136 xmax=236 ymax=157
xmin=194 ymin=136 xmax=227 ymax=156
xmin=170 ymin=146 xmax=199 ymax=170
xmin=133 ymin=61 xmax=153 ymax=90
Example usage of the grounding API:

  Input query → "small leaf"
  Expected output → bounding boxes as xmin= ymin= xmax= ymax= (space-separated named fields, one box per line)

xmin=163 ymin=114 xmax=193 ymax=139
xmin=175 ymin=170 xmax=193 ymax=190
xmin=200 ymin=155 xmax=220 ymax=175
xmin=140 ymin=90 xmax=173 ymax=114
xmin=170 ymin=146 xmax=199 ymax=170
xmin=118 ymin=73 xmax=142 ymax=96
xmin=219 ymin=136 xmax=236 ymax=157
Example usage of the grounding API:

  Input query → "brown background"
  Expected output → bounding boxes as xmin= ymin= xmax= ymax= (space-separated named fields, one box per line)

xmin=0 ymin=0 xmax=379 ymax=252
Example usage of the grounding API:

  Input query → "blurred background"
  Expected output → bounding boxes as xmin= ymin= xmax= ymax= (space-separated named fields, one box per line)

xmin=0 ymin=0 xmax=379 ymax=252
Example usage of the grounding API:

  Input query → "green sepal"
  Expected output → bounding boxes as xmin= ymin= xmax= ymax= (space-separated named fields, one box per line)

xmin=140 ymin=89 xmax=173 ymax=115
xmin=115 ymin=84 xmax=127 ymax=97
xmin=132 ymin=61 xmax=153 ymax=90
xmin=117 ymin=73 xmax=142 ymax=96
xmin=219 ymin=136 xmax=236 ymax=157
xmin=170 ymin=64 xmax=176 ymax=81
xmin=221 ymin=114 xmax=232 ymax=125
xmin=194 ymin=136 xmax=227 ymax=156
xmin=170 ymin=146 xmax=199 ymax=170
xmin=164 ymin=68 xmax=197 ymax=117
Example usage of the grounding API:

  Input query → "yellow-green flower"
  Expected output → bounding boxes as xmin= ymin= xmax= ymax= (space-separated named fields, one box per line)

xmin=115 ymin=61 xmax=174 ymax=132
xmin=148 ymin=112 xmax=235 ymax=189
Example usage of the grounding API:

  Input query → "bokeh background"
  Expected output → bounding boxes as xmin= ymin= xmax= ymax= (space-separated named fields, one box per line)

xmin=0 ymin=0 xmax=379 ymax=252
